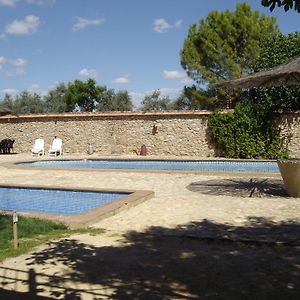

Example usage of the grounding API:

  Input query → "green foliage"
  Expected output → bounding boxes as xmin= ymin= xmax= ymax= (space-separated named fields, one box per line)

xmin=182 ymin=85 xmax=230 ymax=110
xmin=249 ymin=32 xmax=300 ymax=112
xmin=4 ymin=91 xmax=46 ymax=114
xmin=96 ymin=88 xmax=115 ymax=112
xmin=180 ymin=3 xmax=280 ymax=85
xmin=140 ymin=90 xmax=173 ymax=111
xmin=208 ymin=101 xmax=288 ymax=159
xmin=65 ymin=79 xmax=105 ymax=112
xmin=44 ymin=82 xmax=68 ymax=113
xmin=172 ymin=87 xmax=212 ymax=110
xmin=208 ymin=32 xmax=300 ymax=159
xmin=96 ymin=89 xmax=133 ymax=112
xmin=113 ymin=90 xmax=133 ymax=111
xmin=0 ymin=80 xmax=134 ymax=114
xmin=261 ymin=0 xmax=300 ymax=12
xmin=0 ymin=94 xmax=14 ymax=111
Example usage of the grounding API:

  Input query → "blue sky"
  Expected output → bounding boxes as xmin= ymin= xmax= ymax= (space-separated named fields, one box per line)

xmin=0 ymin=0 xmax=299 ymax=108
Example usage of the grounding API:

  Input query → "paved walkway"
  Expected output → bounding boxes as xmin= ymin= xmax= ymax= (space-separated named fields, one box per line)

xmin=0 ymin=154 xmax=299 ymax=299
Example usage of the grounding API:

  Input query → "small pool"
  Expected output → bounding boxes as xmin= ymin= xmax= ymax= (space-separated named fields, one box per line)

xmin=0 ymin=186 xmax=129 ymax=215
xmin=20 ymin=159 xmax=280 ymax=173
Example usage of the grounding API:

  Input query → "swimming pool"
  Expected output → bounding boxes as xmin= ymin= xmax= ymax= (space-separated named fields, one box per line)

xmin=19 ymin=159 xmax=280 ymax=173
xmin=0 ymin=186 xmax=129 ymax=215
xmin=0 ymin=185 xmax=154 ymax=227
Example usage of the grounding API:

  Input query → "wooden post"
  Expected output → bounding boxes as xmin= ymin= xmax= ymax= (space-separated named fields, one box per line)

xmin=13 ymin=212 xmax=18 ymax=249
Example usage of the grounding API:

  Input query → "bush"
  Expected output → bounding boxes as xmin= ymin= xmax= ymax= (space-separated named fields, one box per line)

xmin=208 ymin=101 xmax=288 ymax=159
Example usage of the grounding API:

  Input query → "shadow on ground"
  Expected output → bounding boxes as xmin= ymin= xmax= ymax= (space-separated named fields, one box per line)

xmin=1 ymin=217 xmax=297 ymax=299
xmin=187 ymin=178 xmax=288 ymax=197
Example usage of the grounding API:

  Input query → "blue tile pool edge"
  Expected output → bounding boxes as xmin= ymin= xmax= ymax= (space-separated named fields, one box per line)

xmin=0 ymin=184 xmax=154 ymax=228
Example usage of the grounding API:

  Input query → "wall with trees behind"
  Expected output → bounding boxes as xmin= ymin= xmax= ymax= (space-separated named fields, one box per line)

xmin=0 ymin=111 xmax=299 ymax=158
xmin=1 ymin=3 xmax=299 ymax=159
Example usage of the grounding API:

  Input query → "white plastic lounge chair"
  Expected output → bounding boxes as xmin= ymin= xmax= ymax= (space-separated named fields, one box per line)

xmin=31 ymin=138 xmax=45 ymax=156
xmin=48 ymin=138 xmax=63 ymax=156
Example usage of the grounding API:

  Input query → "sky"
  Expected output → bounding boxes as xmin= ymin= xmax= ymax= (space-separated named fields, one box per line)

xmin=0 ymin=0 xmax=299 ymax=109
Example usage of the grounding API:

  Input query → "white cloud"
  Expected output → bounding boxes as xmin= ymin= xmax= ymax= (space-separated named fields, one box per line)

xmin=73 ymin=17 xmax=105 ymax=32
xmin=79 ymin=68 xmax=98 ymax=79
xmin=128 ymin=92 xmax=145 ymax=109
xmin=14 ymin=67 xmax=26 ymax=75
xmin=174 ymin=20 xmax=182 ymax=28
xmin=181 ymin=77 xmax=193 ymax=84
xmin=162 ymin=69 xmax=193 ymax=84
xmin=0 ymin=0 xmax=16 ymax=7
xmin=0 ymin=56 xmax=27 ymax=76
xmin=153 ymin=18 xmax=182 ymax=33
xmin=3 ymin=67 xmax=25 ymax=77
xmin=28 ymin=83 xmax=39 ymax=92
xmin=26 ymin=0 xmax=56 ymax=5
xmin=113 ymin=76 xmax=129 ymax=84
xmin=1 ymin=88 xmax=18 ymax=95
xmin=10 ymin=58 xmax=27 ymax=67
xmin=0 ymin=56 xmax=6 ymax=64
xmin=26 ymin=84 xmax=47 ymax=96
xmin=5 ymin=15 xmax=40 ymax=35
xmin=162 ymin=70 xmax=186 ymax=79
xmin=159 ymin=87 xmax=182 ymax=96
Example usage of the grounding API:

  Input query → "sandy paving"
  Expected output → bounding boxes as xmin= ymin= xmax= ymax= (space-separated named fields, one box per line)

xmin=0 ymin=154 xmax=299 ymax=299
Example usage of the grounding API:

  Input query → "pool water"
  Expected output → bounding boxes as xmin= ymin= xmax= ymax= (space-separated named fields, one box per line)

xmin=0 ymin=186 xmax=128 ymax=215
xmin=20 ymin=159 xmax=280 ymax=173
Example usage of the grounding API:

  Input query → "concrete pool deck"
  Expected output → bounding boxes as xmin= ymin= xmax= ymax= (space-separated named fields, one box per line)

xmin=0 ymin=153 xmax=300 ymax=299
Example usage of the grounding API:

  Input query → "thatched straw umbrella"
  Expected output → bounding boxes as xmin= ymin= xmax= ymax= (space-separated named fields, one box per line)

xmin=212 ymin=56 xmax=300 ymax=197
xmin=212 ymin=56 xmax=300 ymax=89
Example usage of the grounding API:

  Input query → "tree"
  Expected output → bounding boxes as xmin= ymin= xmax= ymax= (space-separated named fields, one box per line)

xmin=208 ymin=100 xmax=287 ymax=159
xmin=172 ymin=91 xmax=194 ymax=110
xmin=262 ymin=0 xmax=300 ymax=12
xmin=249 ymin=32 xmax=300 ymax=112
xmin=112 ymin=90 xmax=133 ymax=111
xmin=140 ymin=91 xmax=172 ymax=111
xmin=96 ymin=88 xmax=115 ymax=112
xmin=65 ymin=79 xmax=105 ymax=112
xmin=44 ymin=83 xmax=68 ymax=113
xmin=0 ymin=94 xmax=14 ymax=111
xmin=13 ymin=91 xmax=45 ymax=113
xmin=170 ymin=88 xmax=212 ymax=110
xmin=208 ymin=32 xmax=300 ymax=159
xmin=180 ymin=3 xmax=280 ymax=85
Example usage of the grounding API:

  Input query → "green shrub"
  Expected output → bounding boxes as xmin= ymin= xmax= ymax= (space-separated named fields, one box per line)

xmin=208 ymin=101 xmax=288 ymax=159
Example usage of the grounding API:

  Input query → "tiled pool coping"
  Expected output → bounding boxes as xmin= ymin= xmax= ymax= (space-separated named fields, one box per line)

xmin=0 ymin=183 xmax=154 ymax=228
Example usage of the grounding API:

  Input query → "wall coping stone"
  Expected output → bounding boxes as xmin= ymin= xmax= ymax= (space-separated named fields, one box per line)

xmin=0 ymin=109 xmax=298 ymax=123
xmin=0 ymin=110 xmax=216 ymax=121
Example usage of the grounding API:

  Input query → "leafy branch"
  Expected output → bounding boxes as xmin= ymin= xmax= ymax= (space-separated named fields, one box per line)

xmin=261 ymin=0 xmax=300 ymax=12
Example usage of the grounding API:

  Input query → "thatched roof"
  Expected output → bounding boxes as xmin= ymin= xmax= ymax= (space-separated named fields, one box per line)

xmin=212 ymin=56 xmax=300 ymax=89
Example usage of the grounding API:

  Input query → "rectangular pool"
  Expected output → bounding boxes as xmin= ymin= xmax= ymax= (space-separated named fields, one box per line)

xmin=0 ymin=185 xmax=154 ymax=227
xmin=0 ymin=186 xmax=128 ymax=215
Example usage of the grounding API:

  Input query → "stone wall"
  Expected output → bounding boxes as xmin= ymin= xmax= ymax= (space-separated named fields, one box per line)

xmin=0 ymin=111 xmax=299 ymax=157
xmin=279 ymin=112 xmax=300 ymax=158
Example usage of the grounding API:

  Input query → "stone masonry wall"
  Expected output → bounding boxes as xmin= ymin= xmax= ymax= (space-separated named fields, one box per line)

xmin=0 ymin=111 xmax=299 ymax=157
xmin=0 ymin=112 xmax=215 ymax=157
xmin=279 ymin=112 xmax=300 ymax=158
